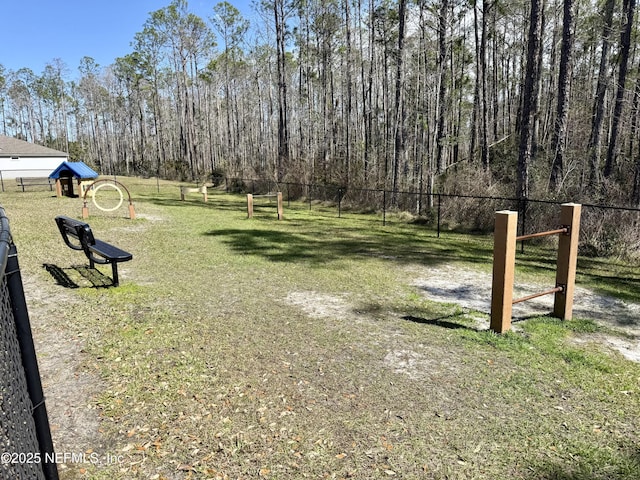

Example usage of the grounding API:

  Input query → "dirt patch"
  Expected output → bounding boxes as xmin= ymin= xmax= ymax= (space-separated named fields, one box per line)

xmin=22 ymin=274 xmax=107 ymax=469
xmin=408 ymin=264 xmax=640 ymax=362
xmin=285 ymin=266 xmax=640 ymax=365
xmin=383 ymin=347 xmax=462 ymax=379
xmin=285 ymin=291 xmax=352 ymax=319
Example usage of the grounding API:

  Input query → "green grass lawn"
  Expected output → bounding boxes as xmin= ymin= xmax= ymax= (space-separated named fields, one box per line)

xmin=2 ymin=178 xmax=639 ymax=480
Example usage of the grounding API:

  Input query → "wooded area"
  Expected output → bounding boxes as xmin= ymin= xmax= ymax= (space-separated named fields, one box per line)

xmin=1 ymin=0 xmax=639 ymax=207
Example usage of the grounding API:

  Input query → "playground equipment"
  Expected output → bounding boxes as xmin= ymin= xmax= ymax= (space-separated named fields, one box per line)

xmin=247 ymin=192 xmax=283 ymax=220
xmin=82 ymin=179 xmax=136 ymax=219
xmin=180 ymin=185 xmax=208 ymax=202
xmin=490 ymin=203 xmax=581 ymax=333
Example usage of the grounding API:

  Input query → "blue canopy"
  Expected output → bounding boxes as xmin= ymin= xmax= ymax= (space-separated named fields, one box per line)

xmin=49 ymin=161 xmax=98 ymax=180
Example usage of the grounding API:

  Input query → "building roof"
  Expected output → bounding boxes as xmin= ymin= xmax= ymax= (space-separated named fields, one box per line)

xmin=0 ymin=135 xmax=68 ymax=157
xmin=49 ymin=161 xmax=99 ymax=180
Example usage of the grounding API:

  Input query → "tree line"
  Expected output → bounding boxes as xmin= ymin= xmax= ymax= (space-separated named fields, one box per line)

xmin=1 ymin=0 xmax=639 ymax=207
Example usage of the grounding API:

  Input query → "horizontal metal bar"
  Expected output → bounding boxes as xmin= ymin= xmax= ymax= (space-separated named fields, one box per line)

xmin=512 ymin=286 xmax=564 ymax=305
xmin=516 ymin=227 xmax=568 ymax=242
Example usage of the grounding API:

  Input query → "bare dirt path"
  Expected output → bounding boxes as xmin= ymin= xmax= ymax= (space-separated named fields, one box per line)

xmin=23 ymin=273 xmax=107 ymax=477
xmin=408 ymin=264 xmax=640 ymax=362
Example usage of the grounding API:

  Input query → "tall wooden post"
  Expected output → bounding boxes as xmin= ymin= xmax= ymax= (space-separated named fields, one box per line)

xmin=247 ymin=194 xmax=253 ymax=218
xmin=553 ymin=203 xmax=581 ymax=319
xmin=490 ymin=211 xmax=518 ymax=333
xmin=277 ymin=192 xmax=283 ymax=220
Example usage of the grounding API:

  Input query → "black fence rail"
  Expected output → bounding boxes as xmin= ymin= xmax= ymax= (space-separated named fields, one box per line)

xmin=224 ymin=177 xmax=640 ymax=258
xmin=0 ymin=208 xmax=58 ymax=479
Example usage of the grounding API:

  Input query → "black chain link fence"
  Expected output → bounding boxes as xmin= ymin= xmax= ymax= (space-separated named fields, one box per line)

xmin=224 ymin=178 xmax=640 ymax=259
xmin=0 ymin=208 xmax=58 ymax=480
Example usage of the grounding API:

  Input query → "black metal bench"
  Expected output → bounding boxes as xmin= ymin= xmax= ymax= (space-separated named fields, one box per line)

xmin=54 ymin=216 xmax=132 ymax=287
xmin=16 ymin=177 xmax=54 ymax=192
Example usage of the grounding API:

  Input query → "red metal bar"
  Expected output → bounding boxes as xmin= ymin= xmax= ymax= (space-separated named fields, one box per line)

xmin=512 ymin=286 xmax=564 ymax=305
xmin=516 ymin=227 xmax=568 ymax=242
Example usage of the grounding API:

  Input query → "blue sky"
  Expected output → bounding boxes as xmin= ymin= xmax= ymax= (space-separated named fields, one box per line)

xmin=0 ymin=0 xmax=255 ymax=75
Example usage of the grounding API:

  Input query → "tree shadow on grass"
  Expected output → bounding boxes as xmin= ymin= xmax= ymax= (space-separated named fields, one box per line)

xmin=43 ymin=263 xmax=115 ymax=288
xmin=205 ymin=226 xmax=493 ymax=267
xmin=527 ymin=444 xmax=640 ymax=480
xmin=402 ymin=313 xmax=480 ymax=331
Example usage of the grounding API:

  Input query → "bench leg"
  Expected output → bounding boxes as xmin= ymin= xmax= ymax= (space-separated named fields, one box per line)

xmin=111 ymin=263 xmax=119 ymax=287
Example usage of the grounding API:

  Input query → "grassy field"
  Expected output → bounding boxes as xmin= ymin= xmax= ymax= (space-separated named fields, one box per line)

xmin=2 ymin=177 xmax=639 ymax=480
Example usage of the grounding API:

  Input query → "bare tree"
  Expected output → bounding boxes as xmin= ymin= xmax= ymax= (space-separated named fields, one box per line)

xmin=604 ymin=0 xmax=636 ymax=180
xmin=549 ymin=0 xmax=576 ymax=192
xmin=517 ymin=0 xmax=544 ymax=200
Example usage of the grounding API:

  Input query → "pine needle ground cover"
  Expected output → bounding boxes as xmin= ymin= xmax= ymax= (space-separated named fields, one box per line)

xmin=3 ymin=178 xmax=639 ymax=480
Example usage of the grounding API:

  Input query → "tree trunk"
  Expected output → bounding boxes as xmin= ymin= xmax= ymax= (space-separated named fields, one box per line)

xmin=549 ymin=0 xmax=575 ymax=192
xmin=587 ymin=0 xmax=615 ymax=191
xmin=392 ymin=0 xmax=407 ymax=197
xmin=604 ymin=0 xmax=636 ymax=179
xmin=517 ymin=0 xmax=544 ymax=200
xmin=435 ymin=0 xmax=449 ymax=174
xmin=274 ymin=0 xmax=289 ymax=182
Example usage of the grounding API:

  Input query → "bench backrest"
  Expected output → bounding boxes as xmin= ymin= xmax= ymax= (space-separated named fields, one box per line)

xmin=55 ymin=216 xmax=96 ymax=254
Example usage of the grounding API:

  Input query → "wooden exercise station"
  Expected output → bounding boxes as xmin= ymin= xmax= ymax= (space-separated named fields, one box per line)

xmin=490 ymin=203 xmax=581 ymax=333
xmin=247 ymin=192 xmax=283 ymax=220
xmin=180 ymin=185 xmax=208 ymax=202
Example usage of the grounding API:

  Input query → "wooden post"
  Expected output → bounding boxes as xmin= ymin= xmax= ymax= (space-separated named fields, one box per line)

xmin=490 ymin=210 xmax=518 ymax=333
xmin=277 ymin=192 xmax=283 ymax=220
xmin=201 ymin=186 xmax=208 ymax=202
xmin=55 ymin=179 xmax=62 ymax=198
xmin=82 ymin=203 xmax=89 ymax=219
xmin=128 ymin=203 xmax=136 ymax=220
xmin=553 ymin=203 xmax=581 ymax=320
xmin=247 ymin=194 xmax=253 ymax=218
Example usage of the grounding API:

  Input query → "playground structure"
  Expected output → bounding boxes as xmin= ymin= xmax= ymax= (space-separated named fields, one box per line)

xmin=247 ymin=192 xmax=283 ymax=220
xmin=490 ymin=203 xmax=581 ymax=333
xmin=180 ymin=185 xmax=208 ymax=202
xmin=81 ymin=179 xmax=136 ymax=220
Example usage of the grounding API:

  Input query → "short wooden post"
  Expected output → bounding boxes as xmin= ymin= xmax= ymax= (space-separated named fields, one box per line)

xmin=277 ymin=192 xmax=283 ymax=220
xmin=553 ymin=203 xmax=581 ymax=320
xmin=128 ymin=203 xmax=136 ymax=220
xmin=180 ymin=187 xmax=186 ymax=201
xmin=490 ymin=210 xmax=518 ymax=333
xmin=82 ymin=203 xmax=89 ymax=219
xmin=55 ymin=179 xmax=62 ymax=198
xmin=202 ymin=186 xmax=208 ymax=203
xmin=247 ymin=194 xmax=253 ymax=218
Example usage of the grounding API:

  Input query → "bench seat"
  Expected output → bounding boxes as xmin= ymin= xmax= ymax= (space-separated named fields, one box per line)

xmin=55 ymin=215 xmax=132 ymax=286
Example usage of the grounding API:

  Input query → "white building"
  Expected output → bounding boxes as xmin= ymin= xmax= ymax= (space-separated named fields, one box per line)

xmin=0 ymin=135 xmax=68 ymax=181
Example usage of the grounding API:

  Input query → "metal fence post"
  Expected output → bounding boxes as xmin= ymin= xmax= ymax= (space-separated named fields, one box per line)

xmin=383 ymin=190 xmax=387 ymax=226
xmin=520 ymin=197 xmax=528 ymax=254
xmin=437 ymin=193 xmax=441 ymax=238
